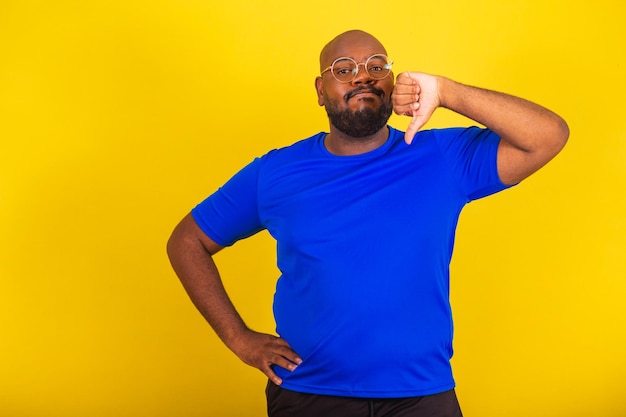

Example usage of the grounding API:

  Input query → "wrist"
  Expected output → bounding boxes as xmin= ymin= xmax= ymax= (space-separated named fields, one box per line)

xmin=219 ymin=322 xmax=251 ymax=351
xmin=436 ymin=76 xmax=454 ymax=109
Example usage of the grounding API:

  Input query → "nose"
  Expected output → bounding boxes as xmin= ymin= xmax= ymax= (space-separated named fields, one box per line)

xmin=351 ymin=63 xmax=374 ymax=84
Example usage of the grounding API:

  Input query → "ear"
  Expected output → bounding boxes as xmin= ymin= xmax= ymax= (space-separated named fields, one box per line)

xmin=315 ymin=77 xmax=325 ymax=106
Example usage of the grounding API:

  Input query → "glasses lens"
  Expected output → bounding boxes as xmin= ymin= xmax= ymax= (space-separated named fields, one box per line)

xmin=331 ymin=58 xmax=357 ymax=82
xmin=366 ymin=55 xmax=391 ymax=80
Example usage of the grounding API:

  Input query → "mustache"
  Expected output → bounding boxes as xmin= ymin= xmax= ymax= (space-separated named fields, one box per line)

xmin=344 ymin=85 xmax=385 ymax=102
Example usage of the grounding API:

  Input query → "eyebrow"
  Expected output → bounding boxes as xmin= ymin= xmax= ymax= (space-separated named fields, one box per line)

xmin=332 ymin=53 xmax=386 ymax=62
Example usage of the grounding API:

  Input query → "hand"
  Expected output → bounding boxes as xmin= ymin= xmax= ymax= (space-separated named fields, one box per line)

xmin=392 ymin=72 xmax=441 ymax=144
xmin=229 ymin=329 xmax=302 ymax=386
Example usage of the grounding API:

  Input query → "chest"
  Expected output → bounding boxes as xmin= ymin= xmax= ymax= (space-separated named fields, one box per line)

xmin=257 ymin=148 xmax=466 ymax=245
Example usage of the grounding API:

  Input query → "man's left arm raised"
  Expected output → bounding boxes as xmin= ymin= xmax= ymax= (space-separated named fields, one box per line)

xmin=393 ymin=72 xmax=570 ymax=185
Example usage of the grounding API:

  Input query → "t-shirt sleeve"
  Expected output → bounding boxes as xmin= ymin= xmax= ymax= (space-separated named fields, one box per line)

xmin=191 ymin=158 xmax=264 ymax=247
xmin=432 ymin=126 xmax=514 ymax=200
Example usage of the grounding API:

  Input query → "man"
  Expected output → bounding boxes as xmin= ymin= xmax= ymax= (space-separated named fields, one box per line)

xmin=167 ymin=30 xmax=568 ymax=416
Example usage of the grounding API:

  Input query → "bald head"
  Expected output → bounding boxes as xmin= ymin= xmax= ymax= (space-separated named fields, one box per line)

xmin=319 ymin=30 xmax=388 ymax=72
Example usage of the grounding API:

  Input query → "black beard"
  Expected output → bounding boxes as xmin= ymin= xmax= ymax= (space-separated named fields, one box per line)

xmin=324 ymin=91 xmax=393 ymax=138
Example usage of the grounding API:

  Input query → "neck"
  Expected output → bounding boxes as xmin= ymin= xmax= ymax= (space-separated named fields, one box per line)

xmin=324 ymin=126 xmax=389 ymax=156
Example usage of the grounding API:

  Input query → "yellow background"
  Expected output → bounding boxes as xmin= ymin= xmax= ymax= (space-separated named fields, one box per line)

xmin=1 ymin=0 xmax=625 ymax=416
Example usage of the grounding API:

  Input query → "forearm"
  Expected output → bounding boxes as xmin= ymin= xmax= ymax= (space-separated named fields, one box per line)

xmin=437 ymin=76 xmax=569 ymax=153
xmin=166 ymin=213 xmax=302 ymax=384
xmin=166 ymin=217 xmax=247 ymax=350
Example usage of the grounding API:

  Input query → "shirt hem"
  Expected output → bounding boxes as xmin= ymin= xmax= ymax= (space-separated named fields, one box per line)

xmin=277 ymin=381 xmax=456 ymax=399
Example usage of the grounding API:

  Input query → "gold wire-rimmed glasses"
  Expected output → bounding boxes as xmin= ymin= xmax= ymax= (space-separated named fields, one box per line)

xmin=320 ymin=54 xmax=393 ymax=83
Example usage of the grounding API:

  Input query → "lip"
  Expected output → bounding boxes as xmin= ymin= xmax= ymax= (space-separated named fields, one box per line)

xmin=345 ymin=88 xmax=383 ymax=101
xmin=353 ymin=91 xmax=378 ymax=97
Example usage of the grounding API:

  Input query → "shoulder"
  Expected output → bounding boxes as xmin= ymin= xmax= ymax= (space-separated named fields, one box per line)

xmin=262 ymin=132 xmax=326 ymax=161
xmin=387 ymin=125 xmax=475 ymax=147
xmin=407 ymin=126 xmax=499 ymax=154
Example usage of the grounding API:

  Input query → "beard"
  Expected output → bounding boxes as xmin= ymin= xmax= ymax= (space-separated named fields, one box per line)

xmin=324 ymin=86 xmax=393 ymax=138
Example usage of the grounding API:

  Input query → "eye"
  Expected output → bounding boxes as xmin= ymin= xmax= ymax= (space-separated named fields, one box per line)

xmin=333 ymin=59 xmax=355 ymax=75
xmin=367 ymin=57 xmax=388 ymax=73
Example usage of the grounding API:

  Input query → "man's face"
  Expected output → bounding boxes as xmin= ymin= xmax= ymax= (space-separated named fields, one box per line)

xmin=316 ymin=33 xmax=394 ymax=138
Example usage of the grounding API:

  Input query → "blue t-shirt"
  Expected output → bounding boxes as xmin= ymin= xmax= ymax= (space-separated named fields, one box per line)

xmin=192 ymin=126 xmax=511 ymax=398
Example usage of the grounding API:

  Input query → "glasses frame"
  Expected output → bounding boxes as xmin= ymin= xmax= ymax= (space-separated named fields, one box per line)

xmin=320 ymin=54 xmax=393 ymax=83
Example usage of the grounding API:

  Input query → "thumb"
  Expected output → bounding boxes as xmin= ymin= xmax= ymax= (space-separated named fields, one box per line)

xmin=404 ymin=112 xmax=427 ymax=144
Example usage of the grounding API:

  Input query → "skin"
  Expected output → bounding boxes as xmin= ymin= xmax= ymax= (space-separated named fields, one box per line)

xmin=315 ymin=30 xmax=396 ymax=155
xmin=166 ymin=30 xmax=569 ymax=386
xmin=393 ymin=72 xmax=569 ymax=185
xmin=166 ymin=213 xmax=299 ymax=386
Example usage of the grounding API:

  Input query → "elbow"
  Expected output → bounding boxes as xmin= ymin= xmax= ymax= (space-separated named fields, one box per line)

xmin=166 ymin=232 xmax=177 ymax=260
xmin=544 ymin=115 xmax=570 ymax=157
xmin=166 ymin=229 xmax=183 ymax=266
xmin=555 ymin=116 xmax=570 ymax=150
xmin=166 ymin=214 xmax=194 ymax=263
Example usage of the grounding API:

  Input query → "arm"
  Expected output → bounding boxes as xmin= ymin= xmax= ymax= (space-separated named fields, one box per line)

xmin=392 ymin=72 xmax=569 ymax=185
xmin=166 ymin=212 xmax=302 ymax=385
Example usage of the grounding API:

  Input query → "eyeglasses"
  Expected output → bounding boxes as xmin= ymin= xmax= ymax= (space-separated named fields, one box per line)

xmin=320 ymin=54 xmax=393 ymax=83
